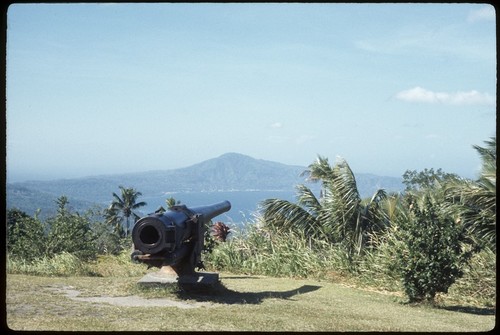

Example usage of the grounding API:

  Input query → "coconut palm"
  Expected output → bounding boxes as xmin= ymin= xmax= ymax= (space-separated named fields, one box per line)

xmin=104 ymin=205 xmax=124 ymax=237
xmin=260 ymin=185 xmax=320 ymax=239
xmin=109 ymin=186 xmax=147 ymax=238
xmin=260 ymin=156 xmax=388 ymax=259
xmin=444 ymin=137 xmax=496 ymax=250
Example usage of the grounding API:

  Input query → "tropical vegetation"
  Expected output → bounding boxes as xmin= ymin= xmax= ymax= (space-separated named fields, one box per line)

xmin=6 ymin=137 xmax=496 ymax=307
xmin=208 ymin=137 xmax=496 ymax=305
xmin=261 ymin=156 xmax=388 ymax=263
xmin=7 ymin=186 xmax=146 ymax=267
xmin=105 ymin=186 xmax=147 ymax=238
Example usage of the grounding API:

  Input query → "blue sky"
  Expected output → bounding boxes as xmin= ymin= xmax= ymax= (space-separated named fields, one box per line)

xmin=6 ymin=3 xmax=496 ymax=182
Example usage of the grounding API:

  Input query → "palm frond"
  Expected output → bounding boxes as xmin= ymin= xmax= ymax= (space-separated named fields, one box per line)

xmin=295 ymin=184 xmax=322 ymax=217
xmin=327 ymin=158 xmax=361 ymax=224
xmin=132 ymin=201 xmax=148 ymax=210
xmin=444 ymin=178 xmax=496 ymax=248
xmin=360 ymin=189 xmax=390 ymax=249
xmin=474 ymin=137 xmax=496 ymax=188
xmin=473 ymin=137 xmax=496 ymax=164
xmin=109 ymin=186 xmax=147 ymax=237
xmin=369 ymin=189 xmax=387 ymax=204
xmin=111 ymin=192 xmax=125 ymax=207
xmin=260 ymin=198 xmax=318 ymax=237
xmin=302 ymin=155 xmax=336 ymax=184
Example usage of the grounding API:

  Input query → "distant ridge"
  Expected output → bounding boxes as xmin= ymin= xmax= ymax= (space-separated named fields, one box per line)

xmin=7 ymin=152 xmax=404 ymax=217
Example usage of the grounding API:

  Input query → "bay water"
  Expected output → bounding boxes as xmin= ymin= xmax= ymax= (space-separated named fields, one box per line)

xmin=139 ymin=190 xmax=297 ymax=227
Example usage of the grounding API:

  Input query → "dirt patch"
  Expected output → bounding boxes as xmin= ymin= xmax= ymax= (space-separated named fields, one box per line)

xmin=46 ymin=285 xmax=215 ymax=309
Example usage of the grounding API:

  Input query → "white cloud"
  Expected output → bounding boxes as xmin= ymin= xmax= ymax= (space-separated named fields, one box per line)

xmin=270 ymin=122 xmax=283 ymax=128
xmin=395 ymin=86 xmax=495 ymax=106
xmin=467 ymin=5 xmax=495 ymax=23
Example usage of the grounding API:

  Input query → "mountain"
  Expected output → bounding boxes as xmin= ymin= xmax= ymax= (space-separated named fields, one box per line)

xmin=8 ymin=153 xmax=307 ymax=200
xmin=6 ymin=152 xmax=404 ymax=218
xmin=168 ymin=153 xmax=308 ymax=191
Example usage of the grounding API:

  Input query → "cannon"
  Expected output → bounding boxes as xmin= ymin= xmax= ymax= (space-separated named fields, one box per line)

xmin=131 ymin=201 xmax=231 ymax=284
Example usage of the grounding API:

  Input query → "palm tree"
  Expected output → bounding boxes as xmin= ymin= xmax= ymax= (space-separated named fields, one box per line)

xmin=444 ymin=137 xmax=496 ymax=250
xmin=261 ymin=156 xmax=388 ymax=259
xmin=104 ymin=205 xmax=124 ymax=237
xmin=109 ymin=186 xmax=147 ymax=238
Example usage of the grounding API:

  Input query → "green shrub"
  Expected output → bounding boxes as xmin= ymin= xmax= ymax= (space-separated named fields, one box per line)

xmin=45 ymin=197 xmax=97 ymax=261
xmin=7 ymin=208 xmax=46 ymax=262
xmin=394 ymin=194 xmax=473 ymax=303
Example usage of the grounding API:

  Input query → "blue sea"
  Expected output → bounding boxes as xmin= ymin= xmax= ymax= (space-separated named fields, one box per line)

xmin=139 ymin=190 xmax=298 ymax=227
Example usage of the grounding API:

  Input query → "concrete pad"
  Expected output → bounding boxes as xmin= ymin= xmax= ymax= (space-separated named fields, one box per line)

xmin=138 ymin=271 xmax=219 ymax=286
xmin=138 ymin=271 xmax=178 ymax=285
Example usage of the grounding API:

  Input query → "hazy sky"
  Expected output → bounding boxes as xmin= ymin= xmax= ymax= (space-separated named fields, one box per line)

xmin=6 ymin=3 xmax=496 ymax=182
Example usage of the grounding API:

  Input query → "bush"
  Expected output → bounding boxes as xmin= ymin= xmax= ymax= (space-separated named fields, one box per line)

xmin=394 ymin=194 xmax=473 ymax=303
xmin=7 ymin=208 xmax=46 ymax=262
xmin=44 ymin=196 xmax=97 ymax=261
xmin=45 ymin=213 xmax=96 ymax=261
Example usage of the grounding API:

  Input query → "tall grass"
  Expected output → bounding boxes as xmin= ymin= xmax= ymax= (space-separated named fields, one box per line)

xmin=206 ymin=219 xmax=356 ymax=280
xmin=7 ymin=250 xmax=147 ymax=277
xmin=351 ymin=228 xmax=403 ymax=292
xmin=444 ymin=247 xmax=496 ymax=307
xmin=7 ymin=252 xmax=94 ymax=277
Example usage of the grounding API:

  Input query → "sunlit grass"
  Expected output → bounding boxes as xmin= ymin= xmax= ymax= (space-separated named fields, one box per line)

xmin=7 ymin=250 xmax=148 ymax=277
xmin=6 ymin=273 xmax=495 ymax=332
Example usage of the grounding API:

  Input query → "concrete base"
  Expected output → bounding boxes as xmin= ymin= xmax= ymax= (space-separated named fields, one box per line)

xmin=138 ymin=267 xmax=220 ymax=286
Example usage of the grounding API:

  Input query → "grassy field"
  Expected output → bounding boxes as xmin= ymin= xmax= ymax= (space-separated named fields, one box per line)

xmin=6 ymin=273 xmax=495 ymax=332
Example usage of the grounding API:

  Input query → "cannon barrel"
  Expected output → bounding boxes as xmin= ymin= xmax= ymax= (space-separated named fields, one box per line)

xmin=131 ymin=201 xmax=231 ymax=267
xmin=189 ymin=200 xmax=232 ymax=222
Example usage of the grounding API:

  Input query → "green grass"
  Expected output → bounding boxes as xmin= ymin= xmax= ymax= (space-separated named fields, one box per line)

xmin=7 ymin=250 xmax=149 ymax=277
xmin=6 ymin=273 xmax=495 ymax=332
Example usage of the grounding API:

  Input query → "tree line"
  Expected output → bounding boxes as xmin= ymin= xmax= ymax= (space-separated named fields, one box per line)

xmin=7 ymin=186 xmax=148 ymax=262
xmin=7 ymin=185 xmax=224 ymax=264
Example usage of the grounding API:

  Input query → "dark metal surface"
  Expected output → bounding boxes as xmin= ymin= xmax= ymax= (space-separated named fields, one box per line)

xmin=131 ymin=201 xmax=231 ymax=274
